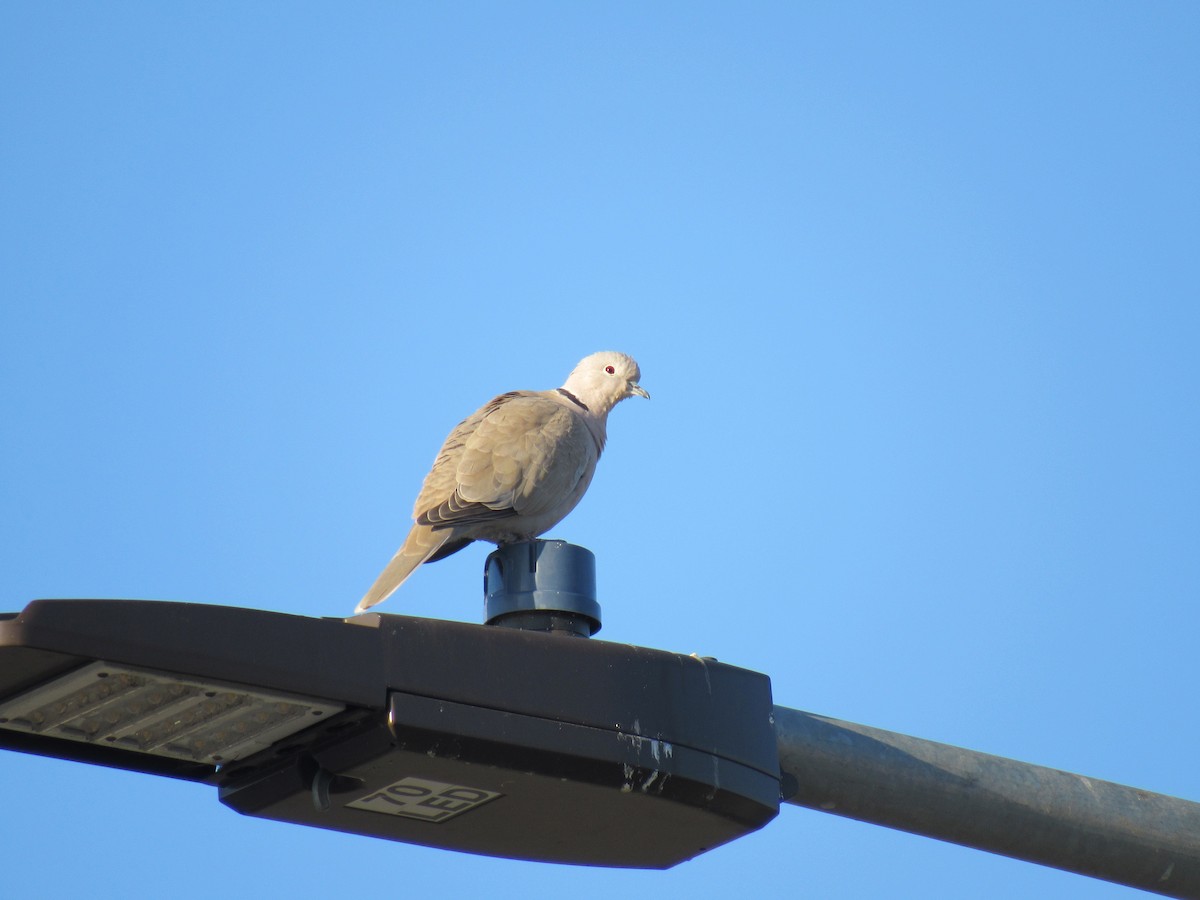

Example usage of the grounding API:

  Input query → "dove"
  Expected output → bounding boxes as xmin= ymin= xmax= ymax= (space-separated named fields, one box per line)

xmin=355 ymin=351 xmax=649 ymax=614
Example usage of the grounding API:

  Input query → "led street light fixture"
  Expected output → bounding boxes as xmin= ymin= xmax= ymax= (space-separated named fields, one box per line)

xmin=0 ymin=596 xmax=780 ymax=868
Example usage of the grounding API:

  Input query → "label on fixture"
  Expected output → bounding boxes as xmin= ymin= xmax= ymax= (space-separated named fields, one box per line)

xmin=347 ymin=776 xmax=502 ymax=823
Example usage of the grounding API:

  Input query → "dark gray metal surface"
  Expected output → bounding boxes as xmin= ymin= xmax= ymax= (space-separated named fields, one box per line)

xmin=0 ymin=598 xmax=781 ymax=868
xmin=775 ymin=706 xmax=1200 ymax=898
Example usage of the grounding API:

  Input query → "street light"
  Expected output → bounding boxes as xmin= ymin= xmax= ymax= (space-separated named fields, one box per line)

xmin=0 ymin=543 xmax=780 ymax=869
xmin=2 ymin=540 xmax=1199 ymax=895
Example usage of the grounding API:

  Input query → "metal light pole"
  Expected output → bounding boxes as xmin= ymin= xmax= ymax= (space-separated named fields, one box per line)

xmin=773 ymin=706 xmax=1200 ymax=897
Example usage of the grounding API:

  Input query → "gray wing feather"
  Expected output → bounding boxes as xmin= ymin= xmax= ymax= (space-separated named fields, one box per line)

xmin=416 ymin=393 xmax=595 ymax=528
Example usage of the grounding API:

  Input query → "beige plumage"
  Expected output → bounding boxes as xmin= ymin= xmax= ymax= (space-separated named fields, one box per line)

xmin=356 ymin=351 xmax=648 ymax=614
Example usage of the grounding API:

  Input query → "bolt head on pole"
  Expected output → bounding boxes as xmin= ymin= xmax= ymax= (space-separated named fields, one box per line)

xmin=483 ymin=540 xmax=601 ymax=636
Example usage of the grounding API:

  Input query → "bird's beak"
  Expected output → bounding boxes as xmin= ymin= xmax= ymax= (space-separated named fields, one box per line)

xmin=629 ymin=381 xmax=650 ymax=400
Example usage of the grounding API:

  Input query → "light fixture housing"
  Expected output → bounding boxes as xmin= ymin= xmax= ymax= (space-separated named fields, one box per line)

xmin=0 ymin=598 xmax=779 ymax=868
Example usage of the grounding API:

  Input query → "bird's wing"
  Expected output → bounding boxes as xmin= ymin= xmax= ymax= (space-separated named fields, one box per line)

xmin=408 ymin=392 xmax=518 ymax=522
xmin=417 ymin=392 xmax=597 ymax=529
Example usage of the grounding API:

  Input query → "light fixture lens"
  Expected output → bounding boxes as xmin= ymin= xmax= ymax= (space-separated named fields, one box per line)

xmin=0 ymin=661 xmax=344 ymax=764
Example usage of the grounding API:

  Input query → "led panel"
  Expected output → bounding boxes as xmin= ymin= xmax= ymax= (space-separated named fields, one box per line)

xmin=0 ymin=661 xmax=344 ymax=764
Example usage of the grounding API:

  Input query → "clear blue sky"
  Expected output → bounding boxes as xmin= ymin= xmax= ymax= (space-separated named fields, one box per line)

xmin=2 ymin=3 xmax=1198 ymax=898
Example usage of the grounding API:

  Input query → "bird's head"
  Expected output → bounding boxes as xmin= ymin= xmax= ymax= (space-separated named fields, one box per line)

xmin=562 ymin=351 xmax=649 ymax=414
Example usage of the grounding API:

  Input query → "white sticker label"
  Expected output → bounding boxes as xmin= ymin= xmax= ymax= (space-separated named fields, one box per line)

xmin=347 ymin=776 xmax=502 ymax=823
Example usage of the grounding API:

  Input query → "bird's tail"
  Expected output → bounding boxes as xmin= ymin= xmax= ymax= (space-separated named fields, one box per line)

xmin=354 ymin=525 xmax=453 ymax=614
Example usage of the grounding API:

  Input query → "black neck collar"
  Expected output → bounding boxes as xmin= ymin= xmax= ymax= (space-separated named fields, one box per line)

xmin=556 ymin=388 xmax=589 ymax=412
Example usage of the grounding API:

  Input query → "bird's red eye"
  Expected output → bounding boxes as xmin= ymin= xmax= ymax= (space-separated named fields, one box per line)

xmin=605 ymin=365 xmax=616 ymax=375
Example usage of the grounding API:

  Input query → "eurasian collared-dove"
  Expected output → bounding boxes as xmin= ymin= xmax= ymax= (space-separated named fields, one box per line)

xmin=355 ymin=351 xmax=648 ymax=614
